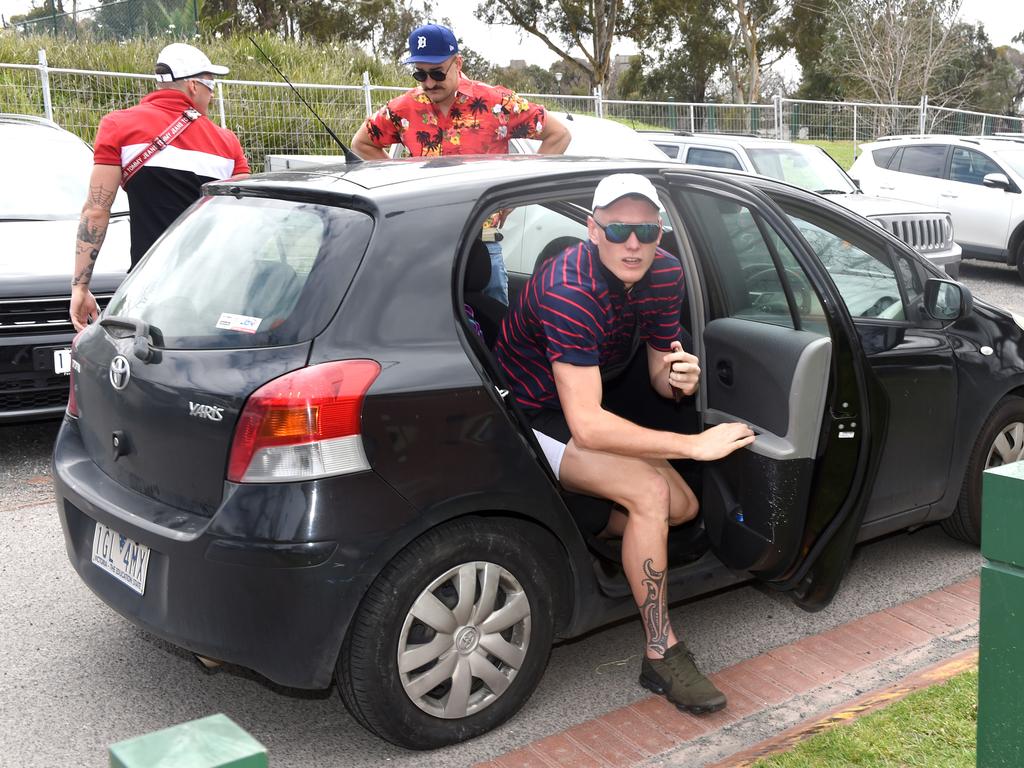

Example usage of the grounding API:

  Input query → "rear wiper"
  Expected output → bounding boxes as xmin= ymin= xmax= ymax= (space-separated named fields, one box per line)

xmin=814 ymin=189 xmax=851 ymax=195
xmin=99 ymin=315 xmax=160 ymax=363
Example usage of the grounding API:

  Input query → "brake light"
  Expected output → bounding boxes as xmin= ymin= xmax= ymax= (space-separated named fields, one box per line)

xmin=66 ymin=331 xmax=83 ymax=418
xmin=227 ymin=360 xmax=381 ymax=483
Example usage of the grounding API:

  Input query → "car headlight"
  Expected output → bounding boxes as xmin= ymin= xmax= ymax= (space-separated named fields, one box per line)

xmin=1012 ymin=311 xmax=1024 ymax=333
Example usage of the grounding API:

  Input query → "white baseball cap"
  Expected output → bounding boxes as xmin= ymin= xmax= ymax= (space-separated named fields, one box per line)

xmin=592 ymin=173 xmax=661 ymax=211
xmin=155 ymin=43 xmax=229 ymax=82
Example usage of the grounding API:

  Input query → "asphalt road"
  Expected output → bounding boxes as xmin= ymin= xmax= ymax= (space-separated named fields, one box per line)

xmin=0 ymin=260 xmax=1014 ymax=767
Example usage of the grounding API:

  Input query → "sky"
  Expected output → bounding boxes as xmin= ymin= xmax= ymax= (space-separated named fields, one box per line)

xmin=0 ymin=0 xmax=1021 ymax=68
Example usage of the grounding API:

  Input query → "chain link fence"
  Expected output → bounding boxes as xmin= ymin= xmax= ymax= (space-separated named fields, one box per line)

xmin=2 ymin=55 xmax=1023 ymax=172
xmin=8 ymin=0 xmax=200 ymax=40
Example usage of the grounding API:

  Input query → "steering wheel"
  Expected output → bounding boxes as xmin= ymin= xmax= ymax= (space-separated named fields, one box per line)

xmin=744 ymin=266 xmax=814 ymax=315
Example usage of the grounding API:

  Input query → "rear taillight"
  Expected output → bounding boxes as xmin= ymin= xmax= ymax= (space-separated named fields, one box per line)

xmin=66 ymin=332 xmax=83 ymax=418
xmin=227 ymin=360 xmax=381 ymax=483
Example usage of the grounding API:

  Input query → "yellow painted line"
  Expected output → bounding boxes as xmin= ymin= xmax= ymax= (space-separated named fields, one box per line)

xmin=715 ymin=648 xmax=978 ymax=768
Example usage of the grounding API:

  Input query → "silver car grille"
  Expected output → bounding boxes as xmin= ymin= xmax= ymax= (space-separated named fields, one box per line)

xmin=0 ymin=294 xmax=114 ymax=336
xmin=870 ymin=214 xmax=953 ymax=253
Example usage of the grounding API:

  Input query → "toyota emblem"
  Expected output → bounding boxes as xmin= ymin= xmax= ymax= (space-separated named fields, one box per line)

xmin=109 ymin=355 xmax=131 ymax=390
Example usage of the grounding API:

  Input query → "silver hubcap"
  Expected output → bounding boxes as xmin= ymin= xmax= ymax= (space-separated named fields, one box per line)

xmin=986 ymin=421 xmax=1024 ymax=469
xmin=398 ymin=561 xmax=532 ymax=719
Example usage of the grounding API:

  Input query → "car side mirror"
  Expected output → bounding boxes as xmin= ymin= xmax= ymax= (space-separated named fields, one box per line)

xmin=852 ymin=178 xmax=861 ymax=190
xmin=982 ymin=172 xmax=1011 ymax=191
xmin=924 ymin=278 xmax=973 ymax=323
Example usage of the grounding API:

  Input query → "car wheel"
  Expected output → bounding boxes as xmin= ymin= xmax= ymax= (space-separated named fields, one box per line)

xmin=942 ymin=396 xmax=1024 ymax=544
xmin=945 ymin=263 xmax=960 ymax=281
xmin=336 ymin=517 xmax=558 ymax=749
xmin=1016 ymin=241 xmax=1024 ymax=282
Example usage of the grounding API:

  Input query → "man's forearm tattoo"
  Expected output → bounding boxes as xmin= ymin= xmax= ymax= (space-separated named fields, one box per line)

xmin=72 ymin=248 xmax=99 ymax=287
xmin=640 ymin=559 xmax=670 ymax=656
xmin=74 ymin=179 xmax=116 ymax=288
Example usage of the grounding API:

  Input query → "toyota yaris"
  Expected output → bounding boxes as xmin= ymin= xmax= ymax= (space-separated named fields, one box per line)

xmin=54 ymin=155 xmax=1024 ymax=749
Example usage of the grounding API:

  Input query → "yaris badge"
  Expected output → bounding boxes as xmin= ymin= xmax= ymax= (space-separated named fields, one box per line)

xmin=109 ymin=355 xmax=131 ymax=390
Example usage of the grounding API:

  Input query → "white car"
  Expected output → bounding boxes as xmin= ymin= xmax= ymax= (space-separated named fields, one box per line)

xmin=850 ymin=135 xmax=1024 ymax=280
xmin=0 ymin=114 xmax=130 ymax=421
xmin=645 ymin=131 xmax=963 ymax=278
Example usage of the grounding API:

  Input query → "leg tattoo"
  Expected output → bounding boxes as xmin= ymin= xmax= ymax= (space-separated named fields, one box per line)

xmin=639 ymin=559 xmax=670 ymax=656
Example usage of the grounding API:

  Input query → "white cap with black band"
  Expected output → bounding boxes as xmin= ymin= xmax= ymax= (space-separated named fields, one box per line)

xmin=592 ymin=173 xmax=661 ymax=211
xmin=155 ymin=43 xmax=229 ymax=82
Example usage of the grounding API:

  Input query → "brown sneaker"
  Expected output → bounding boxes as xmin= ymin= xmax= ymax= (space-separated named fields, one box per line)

xmin=639 ymin=642 xmax=727 ymax=714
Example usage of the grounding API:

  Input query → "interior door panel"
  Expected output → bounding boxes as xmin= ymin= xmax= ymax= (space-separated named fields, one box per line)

xmin=703 ymin=318 xmax=832 ymax=460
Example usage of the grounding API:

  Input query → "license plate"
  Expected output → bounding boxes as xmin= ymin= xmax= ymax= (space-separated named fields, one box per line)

xmin=53 ymin=348 xmax=71 ymax=375
xmin=92 ymin=522 xmax=151 ymax=595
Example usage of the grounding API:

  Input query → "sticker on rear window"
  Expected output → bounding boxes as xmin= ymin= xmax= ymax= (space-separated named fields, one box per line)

xmin=216 ymin=312 xmax=262 ymax=334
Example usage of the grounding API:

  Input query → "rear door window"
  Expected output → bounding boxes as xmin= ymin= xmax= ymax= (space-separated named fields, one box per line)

xmin=105 ymin=195 xmax=373 ymax=349
xmin=685 ymin=147 xmax=744 ymax=170
xmin=896 ymin=145 xmax=947 ymax=177
xmin=871 ymin=146 xmax=898 ymax=168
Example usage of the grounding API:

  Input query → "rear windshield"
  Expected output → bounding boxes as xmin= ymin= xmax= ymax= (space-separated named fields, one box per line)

xmin=104 ymin=195 xmax=373 ymax=349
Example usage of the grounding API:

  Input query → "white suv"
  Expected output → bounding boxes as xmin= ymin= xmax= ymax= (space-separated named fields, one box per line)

xmin=646 ymin=131 xmax=962 ymax=277
xmin=850 ymin=135 xmax=1024 ymax=280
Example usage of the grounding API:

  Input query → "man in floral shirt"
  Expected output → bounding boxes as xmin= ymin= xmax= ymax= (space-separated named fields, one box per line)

xmin=352 ymin=24 xmax=569 ymax=159
xmin=352 ymin=24 xmax=570 ymax=304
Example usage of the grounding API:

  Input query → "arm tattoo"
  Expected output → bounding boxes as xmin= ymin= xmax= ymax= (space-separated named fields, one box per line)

xmin=87 ymin=181 xmax=117 ymax=210
xmin=72 ymin=249 xmax=98 ymax=287
xmin=639 ymin=559 xmax=670 ymax=656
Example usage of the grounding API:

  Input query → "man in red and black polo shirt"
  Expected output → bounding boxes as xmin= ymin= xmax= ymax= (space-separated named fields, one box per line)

xmin=496 ymin=174 xmax=755 ymax=715
xmin=71 ymin=43 xmax=249 ymax=331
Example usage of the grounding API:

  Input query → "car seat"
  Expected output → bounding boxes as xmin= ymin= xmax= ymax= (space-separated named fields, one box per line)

xmin=463 ymin=239 xmax=508 ymax=348
xmin=244 ymin=260 xmax=302 ymax=322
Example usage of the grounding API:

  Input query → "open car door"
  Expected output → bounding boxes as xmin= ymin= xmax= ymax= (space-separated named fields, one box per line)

xmin=664 ymin=171 xmax=880 ymax=611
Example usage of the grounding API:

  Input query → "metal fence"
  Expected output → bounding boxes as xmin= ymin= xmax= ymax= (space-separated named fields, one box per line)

xmin=2 ymin=53 xmax=1023 ymax=172
xmin=6 ymin=0 xmax=200 ymax=41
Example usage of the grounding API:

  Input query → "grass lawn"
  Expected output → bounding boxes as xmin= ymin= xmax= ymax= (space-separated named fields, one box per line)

xmin=751 ymin=669 xmax=977 ymax=767
xmin=799 ymin=139 xmax=857 ymax=171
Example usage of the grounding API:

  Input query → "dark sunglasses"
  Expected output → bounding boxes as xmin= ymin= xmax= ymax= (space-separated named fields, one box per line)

xmin=411 ymin=59 xmax=454 ymax=83
xmin=593 ymin=220 xmax=661 ymax=244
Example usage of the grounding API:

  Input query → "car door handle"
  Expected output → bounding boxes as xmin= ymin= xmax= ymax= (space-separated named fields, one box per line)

xmin=939 ymin=192 xmax=958 ymax=198
xmin=879 ymin=185 xmax=894 ymax=191
xmin=716 ymin=360 xmax=734 ymax=387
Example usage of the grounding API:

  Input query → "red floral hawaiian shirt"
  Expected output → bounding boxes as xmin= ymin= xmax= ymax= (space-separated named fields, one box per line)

xmin=362 ymin=76 xmax=547 ymax=156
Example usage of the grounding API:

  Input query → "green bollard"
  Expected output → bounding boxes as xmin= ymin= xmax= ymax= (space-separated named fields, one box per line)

xmin=109 ymin=713 xmax=268 ymax=768
xmin=977 ymin=461 xmax=1024 ymax=768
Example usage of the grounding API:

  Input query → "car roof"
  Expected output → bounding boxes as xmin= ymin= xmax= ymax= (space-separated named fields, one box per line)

xmin=642 ymin=131 xmax=820 ymax=152
xmin=210 ymin=154 xmax=830 ymax=213
xmin=863 ymin=134 xmax=1024 ymax=150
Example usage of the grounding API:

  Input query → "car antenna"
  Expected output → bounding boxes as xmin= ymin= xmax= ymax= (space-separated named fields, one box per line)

xmin=248 ymin=36 xmax=363 ymax=165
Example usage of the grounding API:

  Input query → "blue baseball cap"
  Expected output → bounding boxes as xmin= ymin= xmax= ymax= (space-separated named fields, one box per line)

xmin=403 ymin=24 xmax=459 ymax=65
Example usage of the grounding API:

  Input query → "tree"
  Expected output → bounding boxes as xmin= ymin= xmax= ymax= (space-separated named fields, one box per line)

xmin=475 ymin=0 xmax=626 ymax=92
xmin=726 ymin=0 xmax=789 ymax=103
xmin=787 ymin=0 xmax=843 ymax=99
xmin=623 ymin=0 xmax=731 ymax=103
xmin=825 ymin=0 xmax=976 ymax=107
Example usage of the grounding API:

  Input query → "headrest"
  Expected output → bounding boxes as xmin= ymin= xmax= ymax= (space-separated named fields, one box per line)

xmin=465 ymin=239 xmax=491 ymax=292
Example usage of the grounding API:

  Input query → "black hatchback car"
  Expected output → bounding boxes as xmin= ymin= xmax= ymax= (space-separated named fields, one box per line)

xmin=53 ymin=155 xmax=1024 ymax=749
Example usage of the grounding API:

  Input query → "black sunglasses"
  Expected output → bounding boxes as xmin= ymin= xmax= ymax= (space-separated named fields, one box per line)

xmin=411 ymin=59 xmax=454 ymax=83
xmin=593 ymin=220 xmax=661 ymax=244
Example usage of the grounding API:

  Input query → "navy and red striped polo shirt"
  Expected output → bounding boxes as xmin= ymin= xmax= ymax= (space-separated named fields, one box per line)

xmin=93 ymin=90 xmax=249 ymax=265
xmin=495 ymin=240 xmax=685 ymax=411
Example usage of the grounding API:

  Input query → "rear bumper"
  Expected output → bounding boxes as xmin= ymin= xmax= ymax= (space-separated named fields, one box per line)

xmin=52 ymin=417 xmax=415 ymax=689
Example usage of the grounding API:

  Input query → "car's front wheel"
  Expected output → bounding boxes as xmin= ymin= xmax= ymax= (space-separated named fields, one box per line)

xmin=943 ymin=396 xmax=1024 ymax=544
xmin=337 ymin=518 xmax=559 ymax=749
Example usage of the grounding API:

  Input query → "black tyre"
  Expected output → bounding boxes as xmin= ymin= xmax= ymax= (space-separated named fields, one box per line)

xmin=337 ymin=518 xmax=558 ymax=749
xmin=1016 ymin=241 xmax=1024 ymax=282
xmin=945 ymin=262 xmax=960 ymax=281
xmin=942 ymin=396 xmax=1024 ymax=544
